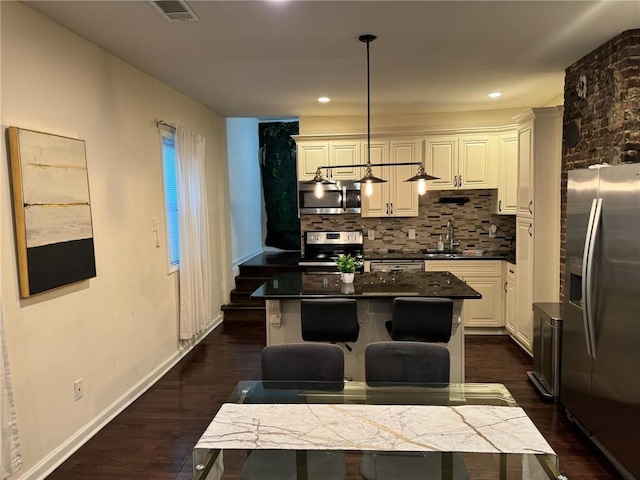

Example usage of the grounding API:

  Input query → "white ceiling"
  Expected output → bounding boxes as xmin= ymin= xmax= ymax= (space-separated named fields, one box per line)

xmin=24 ymin=1 xmax=640 ymax=119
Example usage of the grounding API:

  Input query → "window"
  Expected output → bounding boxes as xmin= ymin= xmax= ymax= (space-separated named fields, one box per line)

xmin=160 ymin=129 xmax=179 ymax=271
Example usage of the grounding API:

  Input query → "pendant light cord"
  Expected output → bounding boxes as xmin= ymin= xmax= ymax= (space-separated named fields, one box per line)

xmin=359 ymin=34 xmax=376 ymax=168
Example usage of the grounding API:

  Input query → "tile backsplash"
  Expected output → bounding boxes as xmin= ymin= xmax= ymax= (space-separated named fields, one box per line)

xmin=300 ymin=189 xmax=516 ymax=255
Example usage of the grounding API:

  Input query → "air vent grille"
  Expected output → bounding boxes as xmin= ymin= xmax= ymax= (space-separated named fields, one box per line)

xmin=150 ymin=0 xmax=199 ymax=22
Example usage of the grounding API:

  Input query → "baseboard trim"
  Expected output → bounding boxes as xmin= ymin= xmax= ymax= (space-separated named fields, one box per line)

xmin=18 ymin=315 xmax=223 ymax=480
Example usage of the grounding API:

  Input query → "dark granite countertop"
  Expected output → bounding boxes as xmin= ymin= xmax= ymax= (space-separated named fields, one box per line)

xmin=251 ymin=271 xmax=482 ymax=300
xmin=365 ymin=250 xmax=516 ymax=264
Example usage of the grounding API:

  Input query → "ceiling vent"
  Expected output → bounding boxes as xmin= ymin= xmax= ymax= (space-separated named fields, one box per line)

xmin=150 ymin=1 xmax=199 ymax=22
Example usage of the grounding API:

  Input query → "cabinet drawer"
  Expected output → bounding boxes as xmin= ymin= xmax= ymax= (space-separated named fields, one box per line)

xmin=425 ymin=260 xmax=502 ymax=277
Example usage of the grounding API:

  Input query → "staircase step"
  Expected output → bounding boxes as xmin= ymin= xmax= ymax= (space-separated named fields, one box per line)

xmin=230 ymin=290 xmax=264 ymax=306
xmin=239 ymin=264 xmax=301 ymax=277
xmin=222 ymin=304 xmax=265 ymax=323
xmin=234 ymin=276 xmax=270 ymax=292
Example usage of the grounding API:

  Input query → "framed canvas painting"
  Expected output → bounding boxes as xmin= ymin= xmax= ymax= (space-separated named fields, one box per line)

xmin=7 ymin=127 xmax=96 ymax=298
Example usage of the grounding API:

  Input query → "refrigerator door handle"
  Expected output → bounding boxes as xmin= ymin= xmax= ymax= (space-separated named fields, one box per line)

xmin=582 ymin=198 xmax=602 ymax=358
xmin=582 ymin=198 xmax=598 ymax=358
xmin=585 ymin=198 xmax=603 ymax=358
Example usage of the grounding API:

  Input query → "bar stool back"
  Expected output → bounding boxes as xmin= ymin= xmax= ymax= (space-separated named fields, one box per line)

xmin=301 ymin=298 xmax=359 ymax=350
xmin=386 ymin=297 xmax=453 ymax=342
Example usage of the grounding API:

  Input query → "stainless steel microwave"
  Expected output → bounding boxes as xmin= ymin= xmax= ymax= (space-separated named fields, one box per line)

xmin=298 ymin=181 xmax=361 ymax=214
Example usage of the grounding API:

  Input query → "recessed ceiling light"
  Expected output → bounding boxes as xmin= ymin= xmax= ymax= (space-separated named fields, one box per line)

xmin=318 ymin=97 xmax=331 ymax=104
xmin=487 ymin=91 xmax=504 ymax=99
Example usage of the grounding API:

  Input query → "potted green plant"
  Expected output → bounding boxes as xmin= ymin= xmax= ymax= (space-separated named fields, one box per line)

xmin=335 ymin=254 xmax=363 ymax=283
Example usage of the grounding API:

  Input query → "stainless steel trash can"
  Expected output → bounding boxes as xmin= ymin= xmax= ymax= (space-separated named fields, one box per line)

xmin=527 ymin=302 xmax=563 ymax=401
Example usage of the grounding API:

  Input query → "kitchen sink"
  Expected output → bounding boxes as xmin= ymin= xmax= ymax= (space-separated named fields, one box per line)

xmin=422 ymin=253 xmax=461 ymax=259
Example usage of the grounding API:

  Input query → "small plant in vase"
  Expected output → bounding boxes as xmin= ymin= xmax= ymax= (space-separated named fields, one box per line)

xmin=335 ymin=254 xmax=363 ymax=283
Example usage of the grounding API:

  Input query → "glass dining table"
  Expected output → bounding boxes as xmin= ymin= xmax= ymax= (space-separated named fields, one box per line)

xmin=186 ymin=381 xmax=564 ymax=480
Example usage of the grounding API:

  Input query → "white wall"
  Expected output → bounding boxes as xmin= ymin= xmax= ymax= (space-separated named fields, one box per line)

xmin=226 ymin=118 xmax=263 ymax=267
xmin=0 ymin=3 xmax=230 ymax=478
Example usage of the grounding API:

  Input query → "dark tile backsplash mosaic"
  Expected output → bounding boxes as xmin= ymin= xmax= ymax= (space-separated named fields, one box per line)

xmin=300 ymin=189 xmax=516 ymax=255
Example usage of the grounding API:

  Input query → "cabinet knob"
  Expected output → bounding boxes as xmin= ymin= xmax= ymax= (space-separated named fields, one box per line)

xmin=386 ymin=203 xmax=389 ymax=215
xmin=390 ymin=203 xmax=393 ymax=214
xmin=459 ymin=175 xmax=462 ymax=187
xmin=528 ymin=224 xmax=533 ymax=237
xmin=528 ymin=200 xmax=533 ymax=214
xmin=504 ymin=282 xmax=508 ymax=293
xmin=498 ymin=200 xmax=502 ymax=212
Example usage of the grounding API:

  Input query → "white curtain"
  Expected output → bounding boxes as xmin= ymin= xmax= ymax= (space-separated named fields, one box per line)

xmin=176 ymin=126 xmax=213 ymax=340
xmin=1 ymin=300 xmax=22 ymax=479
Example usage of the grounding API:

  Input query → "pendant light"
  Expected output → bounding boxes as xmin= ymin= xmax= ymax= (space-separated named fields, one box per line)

xmin=301 ymin=167 xmax=335 ymax=198
xmin=404 ymin=163 xmax=438 ymax=196
xmin=356 ymin=34 xmax=386 ymax=197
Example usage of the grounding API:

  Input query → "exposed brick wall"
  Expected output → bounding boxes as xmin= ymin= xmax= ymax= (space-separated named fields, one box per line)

xmin=300 ymin=189 xmax=516 ymax=255
xmin=561 ymin=29 xmax=640 ymax=298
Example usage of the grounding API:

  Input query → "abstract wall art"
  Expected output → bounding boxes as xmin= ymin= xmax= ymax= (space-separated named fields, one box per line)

xmin=7 ymin=127 xmax=96 ymax=298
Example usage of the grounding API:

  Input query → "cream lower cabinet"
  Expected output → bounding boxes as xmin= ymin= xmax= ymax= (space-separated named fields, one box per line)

xmin=504 ymin=262 xmax=517 ymax=334
xmin=361 ymin=139 xmax=420 ymax=217
xmin=425 ymin=260 xmax=503 ymax=328
xmin=514 ymin=217 xmax=534 ymax=353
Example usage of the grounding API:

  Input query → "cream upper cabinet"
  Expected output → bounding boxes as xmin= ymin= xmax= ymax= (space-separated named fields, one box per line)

xmin=361 ymin=139 xmax=420 ymax=218
xmin=424 ymin=136 xmax=458 ymax=189
xmin=297 ymin=141 xmax=329 ymax=180
xmin=492 ymin=132 xmax=518 ymax=215
xmin=425 ymin=260 xmax=503 ymax=328
xmin=515 ymin=107 xmax=562 ymax=218
xmin=329 ymin=140 xmax=362 ymax=180
xmin=388 ymin=140 xmax=420 ymax=217
xmin=458 ymin=135 xmax=494 ymax=189
xmin=296 ymin=140 xmax=361 ymax=181
xmin=517 ymin=125 xmax=534 ymax=216
xmin=425 ymin=134 xmax=495 ymax=190
xmin=361 ymin=141 xmax=390 ymax=217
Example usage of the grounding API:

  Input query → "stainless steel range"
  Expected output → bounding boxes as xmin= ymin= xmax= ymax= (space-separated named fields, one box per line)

xmin=298 ymin=231 xmax=364 ymax=273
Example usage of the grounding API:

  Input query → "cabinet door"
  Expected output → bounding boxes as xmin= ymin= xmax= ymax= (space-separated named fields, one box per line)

xmin=389 ymin=140 xmax=420 ymax=217
xmin=515 ymin=217 xmax=534 ymax=352
xmin=297 ymin=142 xmax=329 ymax=180
xmin=425 ymin=137 xmax=457 ymax=190
xmin=361 ymin=141 xmax=390 ymax=217
xmin=517 ymin=125 xmax=534 ymax=217
xmin=496 ymin=134 xmax=518 ymax=214
xmin=463 ymin=276 xmax=503 ymax=327
xmin=329 ymin=140 xmax=361 ymax=180
xmin=505 ymin=275 xmax=516 ymax=334
xmin=459 ymin=135 xmax=494 ymax=189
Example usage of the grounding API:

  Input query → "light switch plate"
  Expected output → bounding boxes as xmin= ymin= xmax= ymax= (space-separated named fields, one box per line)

xmin=368 ymin=230 xmax=375 ymax=240
xmin=408 ymin=229 xmax=416 ymax=239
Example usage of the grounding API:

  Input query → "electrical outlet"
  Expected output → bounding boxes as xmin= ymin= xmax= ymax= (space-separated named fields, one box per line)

xmin=368 ymin=230 xmax=375 ymax=240
xmin=74 ymin=379 xmax=83 ymax=401
xmin=408 ymin=229 xmax=416 ymax=240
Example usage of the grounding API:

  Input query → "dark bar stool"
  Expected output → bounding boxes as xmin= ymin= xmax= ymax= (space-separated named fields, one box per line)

xmin=385 ymin=297 xmax=453 ymax=343
xmin=301 ymin=298 xmax=359 ymax=351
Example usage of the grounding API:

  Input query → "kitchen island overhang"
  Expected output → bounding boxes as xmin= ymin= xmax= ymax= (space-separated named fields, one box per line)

xmin=252 ymin=271 xmax=481 ymax=383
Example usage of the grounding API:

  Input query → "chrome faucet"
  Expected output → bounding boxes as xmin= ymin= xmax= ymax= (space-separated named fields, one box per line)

xmin=446 ymin=220 xmax=460 ymax=252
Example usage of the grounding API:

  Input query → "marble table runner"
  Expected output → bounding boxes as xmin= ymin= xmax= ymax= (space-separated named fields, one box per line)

xmin=196 ymin=403 xmax=555 ymax=455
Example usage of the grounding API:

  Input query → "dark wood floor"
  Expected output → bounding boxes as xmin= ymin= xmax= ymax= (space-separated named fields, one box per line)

xmin=45 ymin=324 xmax=622 ymax=480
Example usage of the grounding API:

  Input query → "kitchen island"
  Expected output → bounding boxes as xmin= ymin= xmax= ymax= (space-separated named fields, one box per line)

xmin=251 ymin=271 xmax=481 ymax=382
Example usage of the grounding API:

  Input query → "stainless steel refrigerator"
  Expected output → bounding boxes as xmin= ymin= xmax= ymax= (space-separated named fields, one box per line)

xmin=562 ymin=163 xmax=640 ymax=479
